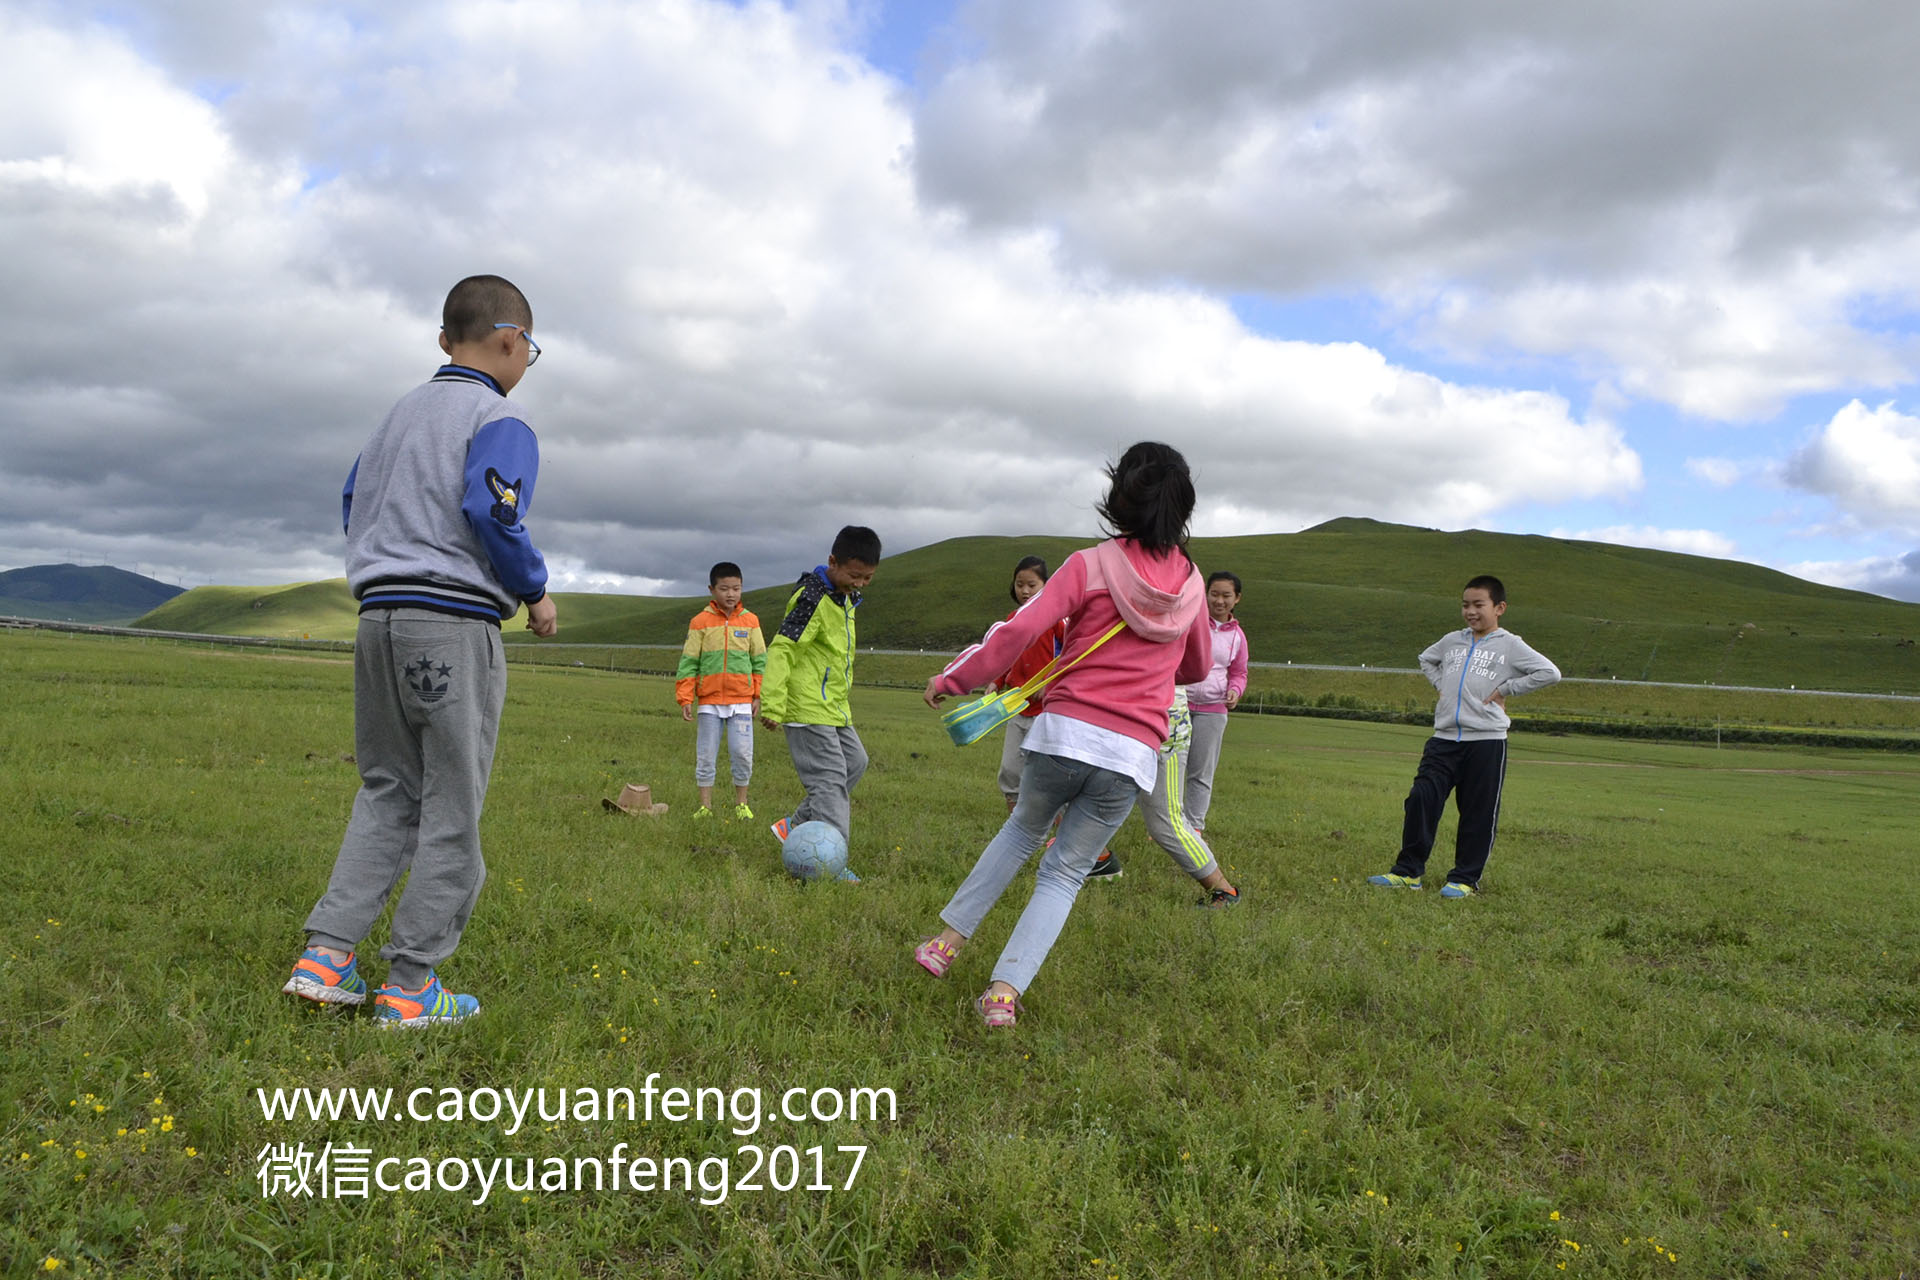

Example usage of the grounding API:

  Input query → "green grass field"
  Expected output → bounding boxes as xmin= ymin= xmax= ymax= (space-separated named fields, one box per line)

xmin=131 ymin=521 xmax=1920 ymax=695
xmin=3 ymin=631 xmax=1917 ymax=1277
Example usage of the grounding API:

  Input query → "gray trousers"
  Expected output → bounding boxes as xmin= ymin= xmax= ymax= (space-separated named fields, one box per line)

xmin=996 ymin=715 xmax=1035 ymax=798
xmin=1182 ymin=711 xmax=1229 ymax=831
xmin=782 ymin=724 xmax=867 ymax=841
xmin=940 ymin=751 xmax=1142 ymax=995
xmin=1139 ymin=737 xmax=1218 ymax=879
xmin=304 ymin=609 xmax=505 ymax=990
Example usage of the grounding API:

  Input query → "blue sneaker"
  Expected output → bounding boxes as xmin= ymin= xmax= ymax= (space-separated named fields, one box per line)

xmin=374 ymin=972 xmax=480 ymax=1028
xmin=282 ymin=948 xmax=368 ymax=1006
xmin=835 ymin=866 xmax=862 ymax=884
xmin=1367 ymin=873 xmax=1423 ymax=890
xmin=1440 ymin=882 xmax=1476 ymax=899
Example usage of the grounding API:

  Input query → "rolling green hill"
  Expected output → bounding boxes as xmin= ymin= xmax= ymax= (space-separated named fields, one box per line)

xmin=133 ymin=579 xmax=366 ymax=639
xmin=131 ymin=521 xmax=1920 ymax=692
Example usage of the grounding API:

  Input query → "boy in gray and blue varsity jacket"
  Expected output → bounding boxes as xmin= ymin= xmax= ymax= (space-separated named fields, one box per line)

xmin=1368 ymin=575 xmax=1559 ymax=899
xmin=283 ymin=274 xmax=557 ymax=1027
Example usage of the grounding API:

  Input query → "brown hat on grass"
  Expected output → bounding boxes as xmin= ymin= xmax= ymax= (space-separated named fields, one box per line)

xmin=603 ymin=783 xmax=668 ymax=817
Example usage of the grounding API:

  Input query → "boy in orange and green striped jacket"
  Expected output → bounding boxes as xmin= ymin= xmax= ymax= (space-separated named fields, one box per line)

xmin=675 ymin=562 xmax=767 ymax=819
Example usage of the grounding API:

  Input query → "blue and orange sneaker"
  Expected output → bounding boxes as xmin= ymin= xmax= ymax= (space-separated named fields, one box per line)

xmin=373 ymin=972 xmax=481 ymax=1028
xmin=769 ymin=817 xmax=791 ymax=843
xmin=282 ymin=947 xmax=368 ymax=1006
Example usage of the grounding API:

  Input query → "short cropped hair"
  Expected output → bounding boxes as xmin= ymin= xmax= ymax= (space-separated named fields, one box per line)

xmin=709 ymin=561 xmax=743 ymax=586
xmin=1464 ymin=574 xmax=1506 ymax=605
xmin=1206 ymin=570 xmax=1242 ymax=595
xmin=443 ymin=275 xmax=532 ymax=345
xmin=832 ymin=525 xmax=882 ymax=566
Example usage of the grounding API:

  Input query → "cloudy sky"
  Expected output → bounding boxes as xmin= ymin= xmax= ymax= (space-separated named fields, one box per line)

xmin=6 ymin=0 xmax=1920 ymax=601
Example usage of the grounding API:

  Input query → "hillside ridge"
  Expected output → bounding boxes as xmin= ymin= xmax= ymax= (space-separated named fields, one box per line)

xmin=1 ymin=563 xmax=185 ymax=625
xmin=130 ymin=526 xmax=1920 ymax=693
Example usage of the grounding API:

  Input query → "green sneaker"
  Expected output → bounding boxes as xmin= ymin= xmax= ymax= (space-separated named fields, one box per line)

xmin=734 ymin=802 xmax=754 ymax=820
xmin=692 ymin=806 xmax=714 ymax=820
xmin=1366 ymin=873 xmax=1423 ymax=890
xmin=374 ymin=972 xmax=480 ymax=1028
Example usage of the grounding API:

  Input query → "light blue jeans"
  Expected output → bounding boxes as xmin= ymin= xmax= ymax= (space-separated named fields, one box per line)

xmin=940 ymin=751 xmax=1142 ymax=995
xmin=694 ymin=711 xmax=754 ymax=787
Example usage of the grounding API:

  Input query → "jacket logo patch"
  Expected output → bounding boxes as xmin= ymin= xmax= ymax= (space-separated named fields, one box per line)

xmin=732 ymin=629 xmax=749 ymax=639
xmin=485 ymin=468 xmax=522 ymax=526
xmin=406 ymin=656 xmax=453 ymax=703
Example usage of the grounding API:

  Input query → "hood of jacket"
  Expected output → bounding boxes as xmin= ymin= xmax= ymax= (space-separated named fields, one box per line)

xmin=1088 ymin=538 xmax=1204 ymax=642
xmin=810 ymin=564 xmax=860 ymax=608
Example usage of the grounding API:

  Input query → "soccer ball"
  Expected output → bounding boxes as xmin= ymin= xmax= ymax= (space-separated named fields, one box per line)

xmin=781 ymin=821 xmax=849 ymax=882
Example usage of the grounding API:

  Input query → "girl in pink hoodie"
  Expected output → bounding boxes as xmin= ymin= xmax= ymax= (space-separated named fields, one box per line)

xmin=916 ymin=442 xmax=1214 ymax=1029
xmin=1180 ymin=571 xmax=1250 ymax=831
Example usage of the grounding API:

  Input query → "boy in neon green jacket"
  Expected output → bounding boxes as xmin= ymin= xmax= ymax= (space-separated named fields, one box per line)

xmin=760 ymin=526 xmax=881 ymax=878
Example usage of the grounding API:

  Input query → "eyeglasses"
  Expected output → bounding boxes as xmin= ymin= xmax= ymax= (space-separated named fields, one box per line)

xmin=494 ymin=323 xmax=541 ymax=367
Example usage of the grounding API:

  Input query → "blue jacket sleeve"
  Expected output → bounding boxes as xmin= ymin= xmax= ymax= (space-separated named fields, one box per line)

xmin=462 ymin=417 xmax=550 ymax=602
xmin=342 ymin=457 xmax=359 ymax=534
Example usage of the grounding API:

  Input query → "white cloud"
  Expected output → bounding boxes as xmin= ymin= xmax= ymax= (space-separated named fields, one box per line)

xmin=1784 ymin=400 xmax=1920 ymax=530
xmin=1786 ymin=551 xmax=1920 ymax=603
xmin=540 ymin=556 xmax=676 ymax=598
xmin=912 ymin=0 xmax=1920 ymax=421
xmin=1551 ymin=525 xmax=1739 ymax=559
xmin=1685 ymin=457 xmax=1744 ymax=488
xmin=0 ymin=13 xmax=232 ymax=217
xmin=0 ymin=1 xmax=1640 ymax=594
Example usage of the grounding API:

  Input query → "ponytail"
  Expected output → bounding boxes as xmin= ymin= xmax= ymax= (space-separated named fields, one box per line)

xmin=1096 ymin=441 xmax=1194 ymax=554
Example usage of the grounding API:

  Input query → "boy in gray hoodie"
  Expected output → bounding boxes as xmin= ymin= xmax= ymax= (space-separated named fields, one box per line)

xmin=1368 ymin=575 xmax=1559 ymax=899
xmin=282 ymin=274 xmax=557 ymax=1026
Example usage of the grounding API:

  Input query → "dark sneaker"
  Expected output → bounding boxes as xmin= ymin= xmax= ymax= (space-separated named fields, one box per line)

xmin=1085 ymin=851 xmax=1122 ymax=881
xmin=1198 ymin=887 xmax=1240 ymax=909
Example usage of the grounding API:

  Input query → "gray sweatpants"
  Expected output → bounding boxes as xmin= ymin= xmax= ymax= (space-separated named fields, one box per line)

xmin=782 ymin=723 xmax=867 ymax=842
xmin=1182 ymin=711 xmax=1229 ymax=831
xmin=1140 ymin=736 xmax=1218 ymax=879
xmin=940 ymin=751 xmax=1141 ymax=995
xmin=303 ymin=609 xmax=505 ymax=991
xmin=996 ymin=714 xmax=1035 ymax=799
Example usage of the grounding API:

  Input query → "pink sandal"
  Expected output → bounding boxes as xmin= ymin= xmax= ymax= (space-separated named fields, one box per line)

xmin=975 ymin=989 xmax=1023 ymax=1029
xmin=914 ymin=936 xmax=958 ymax=978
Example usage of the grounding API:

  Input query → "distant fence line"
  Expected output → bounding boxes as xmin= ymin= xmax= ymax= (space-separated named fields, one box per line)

xmin=8 ymin=615 xmax=1920 ymax=703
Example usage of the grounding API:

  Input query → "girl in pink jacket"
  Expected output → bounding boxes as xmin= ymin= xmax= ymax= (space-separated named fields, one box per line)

xmin=1180 ymin=571 xmax=1249 ymax=831
xmin=916 ymin=442 xmax=1216 ymax=1029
